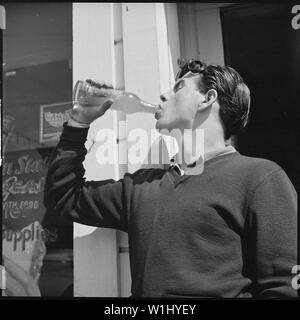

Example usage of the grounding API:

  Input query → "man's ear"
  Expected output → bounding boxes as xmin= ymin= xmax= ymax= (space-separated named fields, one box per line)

xmin=198 ymin=89 xmax=218 ymax=111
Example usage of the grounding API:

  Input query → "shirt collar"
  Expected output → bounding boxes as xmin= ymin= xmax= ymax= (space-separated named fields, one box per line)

xmin=170 ymin=145 xmax=237 ymax=176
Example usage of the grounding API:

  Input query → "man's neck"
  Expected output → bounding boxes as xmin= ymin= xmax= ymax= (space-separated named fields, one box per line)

xmin=172 ymin=123 xmax=226 ymax=166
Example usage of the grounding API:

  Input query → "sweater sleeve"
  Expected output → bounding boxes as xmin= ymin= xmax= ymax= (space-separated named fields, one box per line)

xmin=245 ymin=168 xmax=298 ymax=298
xmin=43 ymin=123 xmax=128 ymax=232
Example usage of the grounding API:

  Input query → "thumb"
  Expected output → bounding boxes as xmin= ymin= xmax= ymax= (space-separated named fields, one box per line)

xmin=101 ymin=99 xmax=114 ymax=112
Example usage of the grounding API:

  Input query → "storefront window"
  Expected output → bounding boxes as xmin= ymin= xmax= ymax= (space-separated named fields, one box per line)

xmin=2 ymin=3 xmax=73 ymax=296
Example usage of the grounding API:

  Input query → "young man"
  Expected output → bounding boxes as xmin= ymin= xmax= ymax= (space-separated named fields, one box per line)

xmin=44 ymin=59 xmax=297 ymax=298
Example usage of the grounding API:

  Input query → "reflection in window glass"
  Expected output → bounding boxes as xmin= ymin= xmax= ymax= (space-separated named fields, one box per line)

xmin=2 ymin=3 xmax=73 ymax=297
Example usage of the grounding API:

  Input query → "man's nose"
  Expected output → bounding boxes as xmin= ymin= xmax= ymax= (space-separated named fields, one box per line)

xmin=160 ymin=92 xmax=168 ymax=102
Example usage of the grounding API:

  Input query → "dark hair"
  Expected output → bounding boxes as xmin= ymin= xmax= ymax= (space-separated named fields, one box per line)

xmin=177 ymin=60 xmax=251 ymax=140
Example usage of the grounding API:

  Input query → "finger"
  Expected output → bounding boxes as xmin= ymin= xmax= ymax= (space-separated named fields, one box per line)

xmin=96 ymin=99 xmax=114 ymax=115
xmin=102 ymin=81 xmax=113 ymax=89
xmin=88 ymin=79 xmax=104 ymax=88
xmin=95 ymin=80 xmax=105 ymax=87
xmin=102 ymin=99 xmax=114 ymax=111
xmin=86 ymin=79 xmax=113 ymax=89
xmin=94 ymin=80 xmax=113 ymax=89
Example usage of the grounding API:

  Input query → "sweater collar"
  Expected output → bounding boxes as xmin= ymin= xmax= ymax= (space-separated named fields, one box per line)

xmin=170 ymin=146 xmax=237 ymax=176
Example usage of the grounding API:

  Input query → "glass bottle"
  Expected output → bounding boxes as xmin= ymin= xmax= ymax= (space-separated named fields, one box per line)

xmin=73 ymin=80 xmax=157 ymax=114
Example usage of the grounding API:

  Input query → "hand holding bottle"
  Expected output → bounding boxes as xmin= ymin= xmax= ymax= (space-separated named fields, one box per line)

xmin=70 ymin=79 xmax=115 ymax=127
xmin=69 ymin=79 xmax=157 ymax=127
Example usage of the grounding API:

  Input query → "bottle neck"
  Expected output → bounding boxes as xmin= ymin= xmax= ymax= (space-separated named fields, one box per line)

xmin=137 ymin=99 xmax=157 ymax=114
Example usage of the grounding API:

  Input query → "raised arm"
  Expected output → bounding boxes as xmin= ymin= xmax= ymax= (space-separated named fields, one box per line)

xmin=44 ymin=124 xmax=128 ymax=231
xmin=44 ymin=80 xmax=128 ymax=231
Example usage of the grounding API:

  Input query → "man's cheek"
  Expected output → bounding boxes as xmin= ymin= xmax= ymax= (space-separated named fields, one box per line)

xmin=174 ymin=96 xmax=187 ymax=114
xmin=183 ymin=100 xmax=198 ymax=119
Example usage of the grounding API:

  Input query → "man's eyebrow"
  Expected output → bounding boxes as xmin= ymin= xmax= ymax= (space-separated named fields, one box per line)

xmin=173 ymin=79 xmax=185 ymax=91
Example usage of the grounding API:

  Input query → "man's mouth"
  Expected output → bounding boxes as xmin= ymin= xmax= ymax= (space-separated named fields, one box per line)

xmin=154 ymin=105 xmax=163 ymax=119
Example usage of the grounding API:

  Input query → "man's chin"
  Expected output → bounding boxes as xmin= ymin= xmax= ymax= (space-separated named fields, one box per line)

xmin=155 ymin=121 xmax=180 ymax=136
xmin=155 ymin=120 xmax=162 ymax=130
xmin=155 ymin=120 xmax=170 ymax=133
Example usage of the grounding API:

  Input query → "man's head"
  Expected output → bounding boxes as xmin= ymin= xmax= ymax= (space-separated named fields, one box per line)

xmin=155 ymin=59 xmax=251 ymax=140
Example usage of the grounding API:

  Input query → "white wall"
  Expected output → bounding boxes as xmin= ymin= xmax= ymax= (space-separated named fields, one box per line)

xmin=123 ymin=3 xmax=181 ymax=174
xmin=73 ymin=3 xmax=119 ymax=297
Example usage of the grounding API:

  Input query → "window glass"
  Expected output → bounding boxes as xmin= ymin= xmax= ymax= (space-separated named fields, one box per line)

xmin=2 ymin=3 xmax=73 ymax=297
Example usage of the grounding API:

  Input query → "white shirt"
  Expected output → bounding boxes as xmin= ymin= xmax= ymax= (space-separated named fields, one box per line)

xmin=170 ymin=146 xmax=237 ymax=176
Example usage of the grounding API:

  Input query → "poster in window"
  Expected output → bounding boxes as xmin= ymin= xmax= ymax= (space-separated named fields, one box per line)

xmin=40 ymin=102 xmax=72 ymax=145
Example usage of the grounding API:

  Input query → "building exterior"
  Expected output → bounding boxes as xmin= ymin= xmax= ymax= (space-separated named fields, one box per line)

xmin=2 ymin=3 xmax=298 ymax=297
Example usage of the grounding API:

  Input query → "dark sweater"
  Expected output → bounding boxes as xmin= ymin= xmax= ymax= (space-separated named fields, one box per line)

xmin=44 ymin=124 xmax=297 ymax=298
